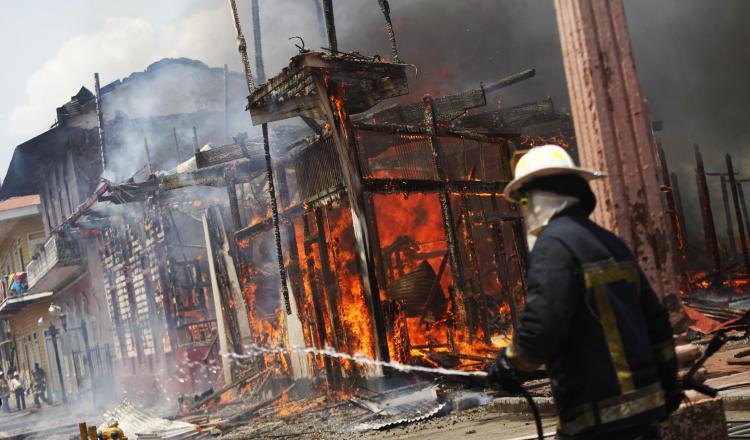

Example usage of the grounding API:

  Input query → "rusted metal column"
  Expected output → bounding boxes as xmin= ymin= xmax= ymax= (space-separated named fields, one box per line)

xmin=670 ymin=172 xmax=688 ymax=241
xmin=695 ymin=145 xmax=720 ymax=274
xmin=720 ymin=176 xmax=737 ymax=256
xmin=657 ymin=146 xmax=689 ymax=293
xmin=727 ymin=154 xmax=750 ymax=273
xmin=554 ymin=0 xmax=683 ymax=326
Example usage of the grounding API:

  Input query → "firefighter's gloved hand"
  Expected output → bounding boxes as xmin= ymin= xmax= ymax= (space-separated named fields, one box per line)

xmin=485 ymin=348 xmax=525 ymax=394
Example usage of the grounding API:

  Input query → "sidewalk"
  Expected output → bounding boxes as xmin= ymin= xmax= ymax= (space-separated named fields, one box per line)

xmin=0 ymin=400 xmax=100 ymax=440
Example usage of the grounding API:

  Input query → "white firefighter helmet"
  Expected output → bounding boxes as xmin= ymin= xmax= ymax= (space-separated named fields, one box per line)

xmin=504 ymin=144 xmax=604 ymax=201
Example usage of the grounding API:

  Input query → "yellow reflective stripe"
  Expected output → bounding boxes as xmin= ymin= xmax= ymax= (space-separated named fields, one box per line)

xmin=559 ymin=383 xmax=665 ymax=436
xmin=582 ymin=259 xmax=640 ymax=298
xmin=591 ymin=283 xmax=635 ymax=393
xmin=506 ymin=342 xmax=544 ymax=372
xmin=583 ymin=259 xmax=639 ymax=394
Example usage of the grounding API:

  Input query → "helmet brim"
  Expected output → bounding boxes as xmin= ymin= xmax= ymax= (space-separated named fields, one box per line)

xmin=504 ymin=167 xmax=605 ymax=202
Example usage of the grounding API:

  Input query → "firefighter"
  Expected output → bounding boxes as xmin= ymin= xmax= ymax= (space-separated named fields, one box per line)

xmin=485 ymin=145 xmax=681 ymax=439
xmin=31 ymin=363 xmax=50 ymax=408
xmin=99 ymin=420 xmax=128 ymax=440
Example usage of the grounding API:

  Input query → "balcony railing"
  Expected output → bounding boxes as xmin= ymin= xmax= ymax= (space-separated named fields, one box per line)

xmin=26 ymin=232 xmax=82 ymax=291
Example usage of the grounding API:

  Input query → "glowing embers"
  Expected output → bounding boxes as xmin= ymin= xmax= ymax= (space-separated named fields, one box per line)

xmin=373 ymin=192 xmax=517 ymax=370
xmin=688 ymin=270 xmax=750 ymax=295
xmin=293 ymin=200 xmax=376 ymax=378
xmin=238 ymin=229 xmax=290 ymax=375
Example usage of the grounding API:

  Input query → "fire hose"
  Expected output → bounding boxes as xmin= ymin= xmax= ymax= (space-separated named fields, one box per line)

xmin=475 ymin=332 xmax=729 ymax=440
xmin=682 ymin=330 xmax=728 ymax=398
xmin=518 ymin=386 xmax=544 ymax=440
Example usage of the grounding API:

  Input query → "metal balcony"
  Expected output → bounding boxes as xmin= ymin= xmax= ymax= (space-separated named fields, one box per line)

xmin=26 ymin=232 xmax=83 ymax=292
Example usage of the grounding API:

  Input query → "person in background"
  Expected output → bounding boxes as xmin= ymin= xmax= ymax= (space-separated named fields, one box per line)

xmin=9 ymin=372 xmax=24 ymax=411
xmin=31 ymin=363 xmax=50 ymax=408
xmin=0 ymin=371 xmax=9 ymax=414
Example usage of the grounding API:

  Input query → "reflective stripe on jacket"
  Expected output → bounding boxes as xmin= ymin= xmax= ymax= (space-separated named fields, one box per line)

xmin=506 ymin=205 xmax=677 ymax=438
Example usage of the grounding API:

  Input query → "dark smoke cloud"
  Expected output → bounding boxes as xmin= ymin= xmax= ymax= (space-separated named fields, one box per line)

xmin=624 ymin=1 xmax=750 ymax=254
xmin=315 ymin=0 xmax=748 ymax=256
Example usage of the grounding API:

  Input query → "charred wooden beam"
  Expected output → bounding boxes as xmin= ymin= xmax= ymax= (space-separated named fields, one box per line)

xmin=250 ymin=0 xmax=266 ymax=85
xmin=195 ymin=142 xmax=263 ymax=169
xmin=104 ymin=159 xmax=264 ymax=204
xmin=695 ymin=145 xmax=721 ymax=275
xmin=314 ymin=207 xmax=347 ymax=357
xmin=361 ymin=178 xmax=506 ymax=195
xmin=302 ymin=212 xmax=340 ymax=389
xmin=377 ymin=0 xmax=400 ymax=63
xmin=720 ymin=175 xmax=737 ymax=256
xmin=248 ymin=53 xmax=409 ymax=125
xmin=459 ymin=194 xmax=492 ymax=344
xmin=356 ymin=69 xmax=535 ymax=126
xmin=424 ymin=95 xmax=469 ymax=334
xmin=727 ymin=154 xmax=750 ymax=273
xmin=657 ymin=146 xmax=689 ymax=292
xmin=354 ymin=121 xmax=517 ymax=142
xmin=738 ymin=181 xmax=750 ymax=241
xmin=262 ymin=124 xmax=292 ymax=315
xmin=311 ymin=70 xmax=391 ymax=364
xmin=234 ymin=204 xmax=304 ymax=241
xmin=489 ymin=194 xmax=519 ymax=329
xmin=671 ymin=172 xmax=689 ymax=242
xmin=322 ymin=0 xmax=338 ymax=52
xmin=483 ymin=69 xmax=536 ymax=94
xmin=225 ymin=169 xmax=242 ymax=231
xmin=94 ymin=72 xmax=107 ymax=171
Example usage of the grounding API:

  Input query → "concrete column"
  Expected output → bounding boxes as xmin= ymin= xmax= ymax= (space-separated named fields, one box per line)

xmin=554 ymin=0 xmax=685 ymax=327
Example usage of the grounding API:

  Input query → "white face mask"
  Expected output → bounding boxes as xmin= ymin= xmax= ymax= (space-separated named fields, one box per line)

xmin=520 ymin=190 xmax=579 ymax=250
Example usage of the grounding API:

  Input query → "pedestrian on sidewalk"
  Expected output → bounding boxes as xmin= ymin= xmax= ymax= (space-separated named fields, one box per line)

xmin=0 ymin=371 xmax=10 ymax=413
xmin=9 ymin=372 xmax=24 ymax=411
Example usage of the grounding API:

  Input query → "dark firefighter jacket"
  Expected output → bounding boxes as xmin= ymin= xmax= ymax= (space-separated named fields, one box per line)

xmin=506 ymin=205 xmax=678 ymax=438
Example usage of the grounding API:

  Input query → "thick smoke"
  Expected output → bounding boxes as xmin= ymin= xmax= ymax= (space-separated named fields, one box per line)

xmin=293 ymin=0 xmax=748 ymax=261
